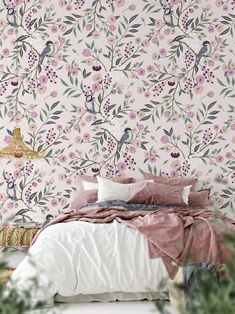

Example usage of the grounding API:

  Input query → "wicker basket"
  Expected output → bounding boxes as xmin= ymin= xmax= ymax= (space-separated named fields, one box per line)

xmin=0 ymin=268 xmax=15 ymax=285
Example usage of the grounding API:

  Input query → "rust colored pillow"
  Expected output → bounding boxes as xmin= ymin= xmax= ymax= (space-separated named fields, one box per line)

xmin=127 ymin=182 xmax=187 ymax=207
xmin=68 ymin=189 xmax=98 ymax=212
xmin=189 ymin=190 xmax=210 ymax=208
xmin=143 ymin=172 xmax=197 ymax=191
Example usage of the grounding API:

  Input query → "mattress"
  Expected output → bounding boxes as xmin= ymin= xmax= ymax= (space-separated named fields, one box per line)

xmin=10 ymin=220 xmax=170 ymax=305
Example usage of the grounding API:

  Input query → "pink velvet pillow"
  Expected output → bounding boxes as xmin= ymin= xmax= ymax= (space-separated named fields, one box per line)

xmin=68 ymin=175 xmax=135 ymax=212
xmin=188 ymin=190 xmax=210 ymax=208
xmin=127 ymin=182 xmax=187 ymax=207
xmin=143 ymin=172 xmax=197 ymax=191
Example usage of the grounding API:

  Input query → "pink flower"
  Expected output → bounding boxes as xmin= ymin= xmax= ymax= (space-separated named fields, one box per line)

xmin=38 ymin=75 xmax=48 ymax=84
xmin=147 ymin=65 xmax=154 ymax=72
xmin=85 ymin=24 xmax=92 ymax=31
xmin=70 ymin=68 xmax=78 ymax=76
xmin=109 ymin=25 xmax=116 ymax=32
xmin=194 ymin=85 xmax=204 ymax=94
xmin=83 ymin=133 xmax=90 ymax=141
xmin=164 ymin=111 xmax=171 ymax=118
xmin=59 ymin=155 xmax=67 ymax=163
xmin=208 ymin=25 xmax=215 ymax=33
xmin=7 ymin=202 xmax=13 ymax=209
xmin=159 ymin=48 xmax=166 ymax=56
xmin=161 ymin=135 xmax=169 ymax=144
xmin=31 ymin=111 xmax=38 ymax=118
xmin=216 ymin=155 xmax=224 ymax=163
xmin=169 ymin=170 xmax=177 ymax=178
xmin=223 ymin=4 xmax=229 ymax=11
xmin=207 ymin=91 xmax=214 ymax=98
xmin=7 ymin=111 xmax=13 ymax=118
xmin=51 ymin=25 xmax=58 ymax=33
xmin=68 ymin=152 xmax=76 ymax=159
xmin=51 ymin=91 xmax=58 ymax=98
xmin=2 ymin=48 xmax=10 ymax=57
xmin=187 ymin=111 xmax=194 ymax=118
xmin=225 ymin=152 xmax=233 ymax=159
xmin=129 ymin=4 xmax=136 ymax=10
xmin=138 ymin=68 xmax=145 ymax=76
xmin=164 ymin=28 xmax=170 ymax=35
xmin=51 ymin=199 xmax=58 ymax=207
xmin=117 ymin=162 xmax=126 ymax=171
xmin=92 ymin=83 xmax=101 ymax=92
xmin=86 ymin=115 xmax=92 ymax=122
xmin=92 ymin=31 xmax=100 ymax=39
xmin=227 ymin=68 xmax=235 ymax=76
xmin=14 ymin=170 xmax=22 ymax=178
xmin=129 ymin=112 xmax=136 ymax=120
xmin=149 ymin=155 xmax=156 ymax=163
xmin=82 ymin=49 xmax=91 ymax=57
xmin=230 ymin=124 xmax=235 ymax=131
xmin=137 ymin=124 xmax=144 ymax=131
xmin=195 ymin=75 xmax=205 ymax=85
xmin=170 ymin=0 xmax=179 ymax=4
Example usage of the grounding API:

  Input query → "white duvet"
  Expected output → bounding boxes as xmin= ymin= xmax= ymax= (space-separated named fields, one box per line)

xmin=10 ymin=220 xmax=169 ymax=303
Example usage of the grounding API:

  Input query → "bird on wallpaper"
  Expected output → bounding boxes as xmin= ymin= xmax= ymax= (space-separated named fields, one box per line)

xmin=42 ymin=214 xmax=54 ymax=227
xmin=6 ymin=8 xmax=17 ymax=27
xmin=85 ymin=94 xmax=96 ymax=114
xmin=163 ymin=8 xmax=174 ymax=27
xmin=6 ymin=181 xmax=17 ymax=200
xmin=39 ymin=41 xmax=55 ymax=65
xmin=196 ymin=41 xmax=211 ymax=65
xmin=117 ymin=128 xmax=133 ymax=152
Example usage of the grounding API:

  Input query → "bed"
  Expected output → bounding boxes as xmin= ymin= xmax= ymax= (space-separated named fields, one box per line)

xmin=8 ymin=173 xmax=235 ymax=309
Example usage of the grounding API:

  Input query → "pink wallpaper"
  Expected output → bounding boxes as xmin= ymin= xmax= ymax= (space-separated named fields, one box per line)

xmin=0 ymin=0 xmax=234 ymax=224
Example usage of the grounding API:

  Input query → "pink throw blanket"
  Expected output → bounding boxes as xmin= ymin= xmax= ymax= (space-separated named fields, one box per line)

xmin=33 ymin=205 xmax=235 ymax=279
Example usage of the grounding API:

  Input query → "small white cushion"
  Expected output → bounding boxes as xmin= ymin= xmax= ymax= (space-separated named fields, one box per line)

xmin=97 ymin=176 xmax=130 ymax=201
xmin=97 ymin=176 xmax=153 ymax=202
xmin=182 ymin=185 xmax=192 ymax=205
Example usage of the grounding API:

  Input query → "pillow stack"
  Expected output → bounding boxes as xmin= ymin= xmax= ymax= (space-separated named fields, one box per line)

xmin=68 ymin=172 xmax=210 ymax=212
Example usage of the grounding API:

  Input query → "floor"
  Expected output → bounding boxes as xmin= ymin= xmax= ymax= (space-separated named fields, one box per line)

xmin=29 ymin=301 xmax=177 ymax=314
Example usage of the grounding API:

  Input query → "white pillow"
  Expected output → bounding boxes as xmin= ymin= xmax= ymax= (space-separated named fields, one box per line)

xmin=182 ymin=185 xmax=192 ymax=205
xmin=81 ymin=180 xmax=98 ymax=191
xmin=97 ymin=176 xmax=154 ymax=202
xmin=97 ymin=176 xmax=129 ymax=201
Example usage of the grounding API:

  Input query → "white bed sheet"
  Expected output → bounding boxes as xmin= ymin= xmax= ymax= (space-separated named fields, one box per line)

xmin=10 ymin=220 xmax=169 ymax=303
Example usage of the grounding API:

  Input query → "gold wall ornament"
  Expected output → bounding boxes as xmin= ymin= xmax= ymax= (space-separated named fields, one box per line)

xmin=0 ymin=127 xmax=44 ymax=159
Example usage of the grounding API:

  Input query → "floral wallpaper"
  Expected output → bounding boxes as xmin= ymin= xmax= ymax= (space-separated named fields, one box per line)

xmin=0 ymin=0 xmax=234 ymax=224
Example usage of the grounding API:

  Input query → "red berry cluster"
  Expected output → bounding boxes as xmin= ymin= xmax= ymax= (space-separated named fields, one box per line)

xmin=28 ymin=49 xmax=38 ymax=68
xmin=74 ymin=0 xmax=85 ymax=10
xmin=153 ymin=82 xmax=165 ymax=96
xmin=181 ymin=160 xmax=191 ymax=176
xmin=107 ymin=137 xmax=115 ymax=155
xmin=202 ymin=66 xmax=215 ymax=84
xmin=46 ymin=128 xmax=56 ymax=145
xmin=185 ymin=50 xmax=194 ymax=69
xmin=103 ymin=99 xmax=111 ymax=118
xmin=45 ymin=65 xmax=58 ymax=83
xmin=0 ymin=82 xmax=8 ymax=96
xmin=27 ymin=79 xmax=37 ymax=93
xmin=25 ymin=160 xmax=34 ymax=176
xmin=202 ymin=128 xmax=213 ymax=145
xmin=124 ymin=41 xmax=135 ymax=58
xmin=123 ymin=152 xmax=136 ymax=170
xmin=184 ymin=78 xmax=193 ymax=93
